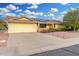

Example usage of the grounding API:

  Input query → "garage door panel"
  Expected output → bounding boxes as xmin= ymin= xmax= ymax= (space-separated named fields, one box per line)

xmin=8 ymin=23 xmax=38 ymax=33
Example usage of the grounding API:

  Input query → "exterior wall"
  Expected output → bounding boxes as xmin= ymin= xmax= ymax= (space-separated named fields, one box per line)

xmin=8 ymin=23 xmax=38 ymax=33
xmin=55 ymin=24 xmax=63 ymax=29
xmin=47 ymin=24 xmax=53 ymax=29
xmin=46 ymin=25 xmax=50 ymax=29
xmin=54 ymin=24 xmax=59 ymax=29
xmin=47 ymin=24 xmax=61 ymax=29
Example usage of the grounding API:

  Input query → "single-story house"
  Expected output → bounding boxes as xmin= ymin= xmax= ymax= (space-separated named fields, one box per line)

xmin=37 ymin=20 xmax=63 ymax=32
xmin=7 ymin=16 xmax=63 ymax=33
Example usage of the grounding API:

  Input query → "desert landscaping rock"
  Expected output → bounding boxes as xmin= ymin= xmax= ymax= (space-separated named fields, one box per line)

xmin=46 ymin=31 xmax=79 ymax=39
xmin=0 ymin=31 xmax=8 ymax=47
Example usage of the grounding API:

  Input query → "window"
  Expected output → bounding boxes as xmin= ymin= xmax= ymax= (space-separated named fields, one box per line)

xmin=40 ymin=24 xmax=46 ymax=28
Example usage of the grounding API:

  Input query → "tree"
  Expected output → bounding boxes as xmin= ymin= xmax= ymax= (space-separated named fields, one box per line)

xmin=63 ymin=9 xmax=79 ymax=31
xmin=0 ymin=20 xmax=8 ymax=30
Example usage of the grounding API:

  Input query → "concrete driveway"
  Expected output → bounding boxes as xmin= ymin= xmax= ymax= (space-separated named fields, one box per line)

xmin=5 ymin=32 xmax=79 ymax=56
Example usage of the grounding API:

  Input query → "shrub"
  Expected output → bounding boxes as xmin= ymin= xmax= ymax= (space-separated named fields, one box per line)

xmin=55 ymin=28 xmax=65 ymax=31
xmin=0 ymin=20 xmax=8 ymax=30
xmin=48 ymin=28 xmax=56 ymax=32
xmin=48 ymin=27 xmax=65 ymax=32
xmin=40 ymin=29 xmax=49 ymax=33
xmin=40 ymin=27 xmax=66 ymax=33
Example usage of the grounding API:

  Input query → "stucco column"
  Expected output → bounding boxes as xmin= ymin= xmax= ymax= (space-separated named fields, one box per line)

xmin=52 ymin=24 xmax=54 ymax=28
xmin=37 ymin=22 xmax=40 ymax=32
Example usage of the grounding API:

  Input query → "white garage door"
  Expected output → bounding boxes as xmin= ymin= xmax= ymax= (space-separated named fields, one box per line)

xmin=8 ymin=23 xmax=38 ymax=33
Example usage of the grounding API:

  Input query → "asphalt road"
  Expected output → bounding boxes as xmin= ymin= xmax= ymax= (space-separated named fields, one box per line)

xmin=30 ymin=44 xmax=79 ymax=56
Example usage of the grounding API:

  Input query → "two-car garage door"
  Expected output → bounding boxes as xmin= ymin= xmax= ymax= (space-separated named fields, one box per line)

xmin=8 ymin=23 xmax=38 ymax=33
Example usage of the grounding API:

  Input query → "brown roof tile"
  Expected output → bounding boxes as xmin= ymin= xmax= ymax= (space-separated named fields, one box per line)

xmin=7 ymin=16 xmax=38 ymax=24
xmin=7 ymin=16 xmax=62 ymax=24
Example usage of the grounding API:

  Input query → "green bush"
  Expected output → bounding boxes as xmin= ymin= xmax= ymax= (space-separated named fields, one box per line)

xmin=40 ymin=27 xmax=65 ymax=33
xmin=48 ymin=27 xmax=65 ymax=32
xmin=48 ymin=28 xmax=56 ymax=32
xmin=0 ymin=20 xmax=8 ymax=30
xmin=55 ymin=28 xmax=65 ymax=31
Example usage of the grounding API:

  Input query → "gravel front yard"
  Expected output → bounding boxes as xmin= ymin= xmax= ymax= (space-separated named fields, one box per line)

xmin=45 ymin=31 xmax=79 ymax=39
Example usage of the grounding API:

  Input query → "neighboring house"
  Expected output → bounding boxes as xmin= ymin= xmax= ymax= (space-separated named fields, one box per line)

xmin=7 ymin=16 xmax=62 ymax=33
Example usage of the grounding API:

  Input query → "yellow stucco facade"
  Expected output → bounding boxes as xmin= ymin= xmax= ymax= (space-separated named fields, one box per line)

xmin=8 ymin=17 xmax=62 ymax=33
xmin=54 ymin=24 xmax=60 ymax=29
xmin=8 ymin=23 xmax=38 ymax=33
xmin=47 ymin=24 xmax=60 ymax=29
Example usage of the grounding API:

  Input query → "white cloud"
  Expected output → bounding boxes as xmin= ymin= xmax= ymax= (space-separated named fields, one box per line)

xmin=0 ymin=8 xmax=9 ymax=13
xmin=19 ymin=13 xmax=24 ymax=16
xmin=61 ymin=14 xmax=64 ymax=17
xmin=59 ymin=15 xmax=63 ymax=18
xmin=60 ymin=3 xmax=69 ymax=5
xmin=47 ymin=8 xmax=58 ymax=17
xmin=13 ymin=3 xmax=26 ymax=5
xmin=18 ymin=13 xmax=26 ymax=17
xmin=22 ymin=9 xmax=44 ymax=18
xmin=0 ymin=7 xmax=18 ymax=17
xmin=17 ymin=13 xmax=27 ymax=17
xmin=16 ymin=9 xmax=22 ymax=12
xmin=5 ymin=13 xmax=16 ymax=17
xmin=24 ymin=10 xmax=43 ymax=16
xmin=70 ymin=7 xmax=75 ymax=10
xmin=47 ymin=8 xmax=58 ymax=18
xmin=27 ymin=15 xmax=37 ymax=18
xmin=49 ymin=16 xmax=63 ymax=21
xmin=44 ymin=15 xmax=47 ymax=17
xmin=28 ymin=3 xmax=42 ymax=5
xmin=61 ymin=11 xmax=67 ymax=15
xmin=48 ymin=14 xmax=54 ymax=16
xmin=6 ymin=4 xmax=19 ymax=10
xmin=27 ymin=4 xmax=38 ymax=9
xmin=51 ymin=8 xmax=59 ymax=13
xmin=34 ymin=12 xmax=43 ymax=16
xmin=51 ymin=17 xmax=57 ymax=20
xmin=31 ymin=3 xmax=42 ymax=5
xmin=24 ymin=10 xmax=32 ymax=14
xmin=27 ymin=3 xmax=42 ymax=9
xmin=0 ymin=8 xmax=10 ymax=16
xmin=18 ymin=13 xmax=37 ymax=18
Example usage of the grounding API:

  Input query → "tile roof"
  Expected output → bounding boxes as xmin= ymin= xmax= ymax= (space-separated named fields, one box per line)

xmin=7 ymin=16 xmax=62 ymax=24
xmin=7 ymin=16 xmax=38 ymax=24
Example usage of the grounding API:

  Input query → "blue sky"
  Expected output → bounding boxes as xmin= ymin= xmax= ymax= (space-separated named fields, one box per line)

xmin=0 ymin=3 xmax=79 ymax=21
